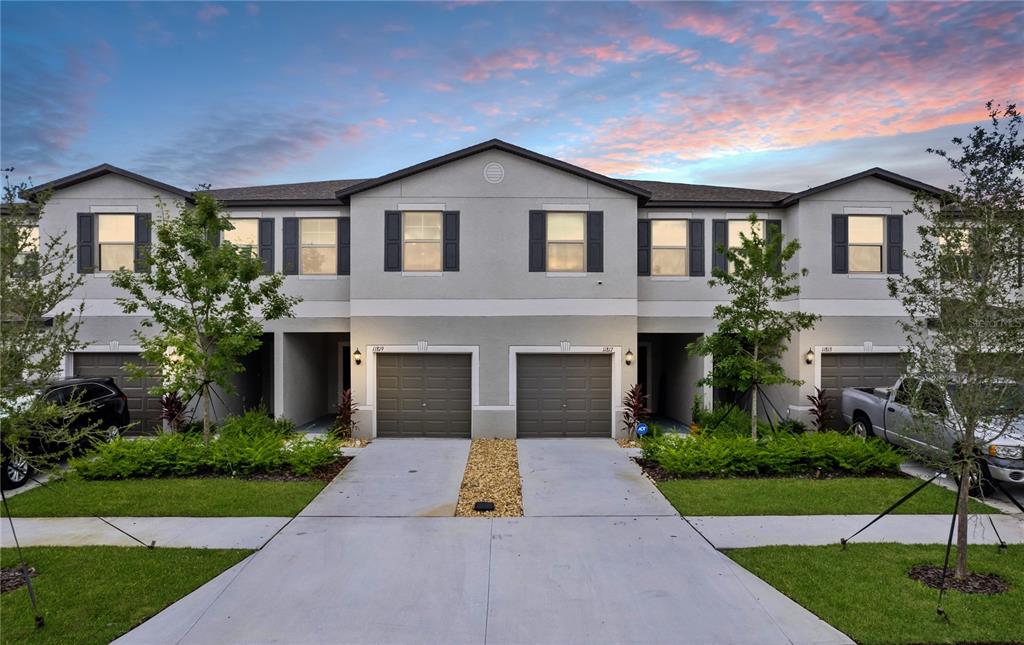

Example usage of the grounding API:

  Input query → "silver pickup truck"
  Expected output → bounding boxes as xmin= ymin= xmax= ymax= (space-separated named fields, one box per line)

xmin=842 ymin=377 xmax=1024 ymax=486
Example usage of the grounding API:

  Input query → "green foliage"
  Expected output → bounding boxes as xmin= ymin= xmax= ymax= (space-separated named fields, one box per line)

xmin=641 ymin=432 xmax=903 ymax=478
xmin=688 ymin=213 xmax=820 ymax=439
xmin=71 ymin=413 xmax=337 ymax=479
xmin=693 ymin=405 xmax=770 ymax=438
xmin=111 ymin=192 xmax=299 ymax=443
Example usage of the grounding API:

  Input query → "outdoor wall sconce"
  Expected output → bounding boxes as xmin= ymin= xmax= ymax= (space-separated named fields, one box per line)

xmin=805 ymin=348 xmax=815 ymax=365
xmin=353 ymin=348 xmax=363 ymax=366
xmin=625 ymin=349 xmax=635 ymax=366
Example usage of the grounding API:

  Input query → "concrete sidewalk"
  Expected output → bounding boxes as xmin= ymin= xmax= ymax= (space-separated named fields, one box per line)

xmin=0 ymin=516 xmax=289 ymax=549
xmin=689 ymin=513 xmax=1024 ymax=549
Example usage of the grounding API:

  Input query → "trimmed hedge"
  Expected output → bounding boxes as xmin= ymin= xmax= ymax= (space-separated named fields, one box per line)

xmin=641 ymin=431 xmax=903 ymax=478
xmin=72 ymin=414 xmax=339 ymax=479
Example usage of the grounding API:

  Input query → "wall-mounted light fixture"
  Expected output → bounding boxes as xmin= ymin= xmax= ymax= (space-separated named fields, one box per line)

xmin=353 ymin=348 xmax=362 ymax=366
xmin=805 ymin=348 xmax=815 ymax=365
xmin=625 ymin=348 xmax=635 ymax=366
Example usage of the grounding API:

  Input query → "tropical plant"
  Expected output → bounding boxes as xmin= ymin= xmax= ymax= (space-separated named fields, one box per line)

xmin=688 ymin=214 xmax=820 ymax=439
xmin=621 ymin=383 xmax=650 ymax=440
xmin=111 ymin=192 xmax=299 ymax=445
xmin=159 ymin=391 xmax=187 ymax=433
xmin=888 ymin=101 xmax=1024 ymax=578
xmin=807 ymin=387 xmax=831 ymax=432
xmin=333 ymin=389 xmax=357 ymax=439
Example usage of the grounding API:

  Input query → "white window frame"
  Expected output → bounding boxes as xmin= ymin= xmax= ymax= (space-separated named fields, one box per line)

xmin=651 ymin=218 xmax=689 ymax=277
xmin=401 ymin=211 xmax=443 ymax=273
xmin=299 ymin=218 xmax=337 ymax=276
xmin=545 ymin=211 xmax=587 ymax=273
xmin=223 ymin=218 xmax=260 ymax=255
xmin=97 ymin=213 xmax=136 ymax=273
xmin=847 ymin=215 xmax=885 ymax=274
xmin=726 ymin=219 xmax=766 ymax=274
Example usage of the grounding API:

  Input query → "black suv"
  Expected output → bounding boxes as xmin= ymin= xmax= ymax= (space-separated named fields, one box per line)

xmin=2 ymin=377 xmax=131 ymax=489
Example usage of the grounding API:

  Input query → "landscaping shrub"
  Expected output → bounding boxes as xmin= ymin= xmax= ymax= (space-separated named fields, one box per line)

xmin=694 ymin=405 xmax=772 ymax=438
xmin=640 ymin=431 xmax=903 ymax=478
xmin=72 ymin=412 xmax=337 ymax=480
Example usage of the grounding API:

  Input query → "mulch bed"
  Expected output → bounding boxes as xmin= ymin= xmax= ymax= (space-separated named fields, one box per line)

xmin=1 ymin=566 xmax=36 ymax=594
xmin=908 ymin=564 xmax=1010 ymax=595
xmin=455 ymin=439 xmax=523 ymax=517
xmin=245 ymin=456 xmax=353 ymax=483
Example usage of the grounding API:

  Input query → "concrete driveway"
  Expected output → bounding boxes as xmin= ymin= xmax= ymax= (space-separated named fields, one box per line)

xmin=119 ymin=438 xmax=850 ymax=645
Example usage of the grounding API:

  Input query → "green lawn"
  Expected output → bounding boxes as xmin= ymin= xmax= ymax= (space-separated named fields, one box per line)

xmin=1 ymin=546 xmax=250 ymax=645
xmin=1 ymin=476 xmax=327 ymax=517
xmin=657 ymin=477 xmax=999 ymax=516
xmin=728 ymin=544 xmax=1024 ymax=645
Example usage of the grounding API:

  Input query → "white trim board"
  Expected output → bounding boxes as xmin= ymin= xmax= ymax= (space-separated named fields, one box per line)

xmin=351 ymin=299 xmax=637 ymax=317
xmin=507 ymin=345 xmax=622 ymax=438
xmin=639 ymin=299 xmax=908 ymax=318
xmin=363 ymin=344 xmax=480 ymax=438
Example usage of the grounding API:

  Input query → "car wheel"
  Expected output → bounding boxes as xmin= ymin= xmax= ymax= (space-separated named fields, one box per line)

xmin=850 ymin=417 xmax=873 ymax=439
xmin=1 ymin=456 xmax=31 ymax=490
xmin=105 ymin=425 xmax=121 ymax=441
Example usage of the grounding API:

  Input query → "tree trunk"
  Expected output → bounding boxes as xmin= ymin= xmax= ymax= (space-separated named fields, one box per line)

xmin=750 ymin=386 xmax=758 ymax=440
xmin=202 ymin=384 xmax=212 ymax=446
xmin=954 ymin=459 xmax=971 ymax=578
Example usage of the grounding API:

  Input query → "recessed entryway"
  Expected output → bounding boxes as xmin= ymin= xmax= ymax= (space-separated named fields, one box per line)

xmin=516 ymin=353 xmax=611 ymax=437
xmin=376 ymin=353 xmax=471 ymax=438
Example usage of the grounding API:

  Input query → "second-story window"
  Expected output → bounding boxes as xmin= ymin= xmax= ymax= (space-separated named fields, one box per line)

xmin=546 ymin=212 xmax=585 ymax=272
xmin=727 ymin=219 xmax=765 ymax=273
xmin=300 ymin=218 xmax=337 ymax=275
xmin=651 ymin=220 xmax=688 ymax=276
xmin=402 ymin=211 xmax=442 ymax=272
xmin=224 ymin=219 xmax=258 ymax=254
xmin=98 ymin=214 xmax=135 ymax=272
xmin=14 ymin=226 xmax=39 ymax=265
xmin=848 ymin=216 xmax=884 ymax=273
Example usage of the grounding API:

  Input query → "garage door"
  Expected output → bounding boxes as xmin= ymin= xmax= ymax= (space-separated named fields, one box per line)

xmin=820 ymin=352 xmax=903 ymax=427
xmin=73 ymin=352 xmax=162 ymax=434
xmin=517 ymin=354 xmax=612 ymax=438
xmin=376 ymin=353 xmax=471 ymax=438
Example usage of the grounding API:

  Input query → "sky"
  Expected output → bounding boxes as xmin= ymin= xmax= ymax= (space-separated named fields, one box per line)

xmin=2 ymin=1 xmax=1021 ymax=193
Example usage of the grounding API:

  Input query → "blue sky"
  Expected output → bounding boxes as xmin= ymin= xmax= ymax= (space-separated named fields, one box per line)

xmin=2 ymin=1 xmax=1021 ymax=192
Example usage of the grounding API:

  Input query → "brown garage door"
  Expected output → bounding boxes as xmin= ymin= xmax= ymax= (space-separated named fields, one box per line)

xmin=820 ymin=352 xmax=903 ymax=428
xmin=73 ymin=352 xmax=162 ymax=434
xmin=376 ymin=353 xmax=471 ymax=438
xmin=517 ymin=354 xmax=612 ymax=438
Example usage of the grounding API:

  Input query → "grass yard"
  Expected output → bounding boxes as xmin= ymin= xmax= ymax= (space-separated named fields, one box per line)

xmin=1 ymin=476 xmax=327 ymax=517
xmin=728 ymin=544 xmax=1024 ymax=645
xmin=657 ymin=477 xmax=999 ymax=516
xmin=1 ymin=546 xmax=250 ymax=645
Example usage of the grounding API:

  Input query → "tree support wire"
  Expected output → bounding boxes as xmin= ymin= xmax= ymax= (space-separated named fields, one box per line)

xmin=840 ymin=470 xmax=944 ymax=548
xmin=935 ymin=472 xmax=964 ymax=620
xmin=1 ymin=486 xmax=45 ymax=628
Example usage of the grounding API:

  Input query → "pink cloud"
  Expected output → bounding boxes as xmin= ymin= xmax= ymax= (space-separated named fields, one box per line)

xmin=628 ymin=35 xmax=679 ymax=56
xmin=579 ymin=43 xmax=634 ymax=63
xmin=461 ymin=47 xmax=541 ymax=82
xmin=432 ymin=82 xmax=455 ymax=92
xmin=196 ymin=4 xmax=229 ymax=22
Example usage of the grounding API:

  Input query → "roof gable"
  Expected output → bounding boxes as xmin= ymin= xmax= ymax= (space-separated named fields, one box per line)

xmin=26 ymin=163 xmax=194 ymax=202
xmin=334 ymin=139 xmax=652 ymax=203
xmin=778 ymin=167 xmax=945 ymax=206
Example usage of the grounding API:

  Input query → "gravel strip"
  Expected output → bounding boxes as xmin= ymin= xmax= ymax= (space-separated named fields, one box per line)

xmin=455 ymin=439 xmax=523 ymax=517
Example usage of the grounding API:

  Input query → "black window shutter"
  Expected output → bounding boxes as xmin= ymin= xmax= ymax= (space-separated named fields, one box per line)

xmin=384 ymin=210 xmax=402 ymax=271
xmin=886 ymin=214 xmax=903 ymax=275
xmin=443 ymin=210 xmax=459 ymax=272
xmin=134 ymin=213 xmax=152 ymax=273
xmin=77 ymin=213 xmax=95 ymax=273
xmin=529 ymin=210 xmax=546 ymax=272
xmin=282 ymin=218 xmax=299 ymax=275
xmin=338 ymin=217 xmax=350 ymax=275
xmin=688 ymin=219 xmax=704 ymax=277
xmin=586 ymin=211 xmax=603 ymax=273
xmin=712 ymin=219 xmax=728 ymax=274
xmin=259 ymin=218 xmax=274 ymax=274
xmin=637 ymin=220 xmax=651 ymax=276
xmin=832 ymin=214 xmax=848 ymax=274
xmin=766 ymin=220 xmax=783 ymax=274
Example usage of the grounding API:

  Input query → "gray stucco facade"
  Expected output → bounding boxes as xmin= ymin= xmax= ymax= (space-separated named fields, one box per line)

xmin=31 ymin=140 xmax=942 ymax=438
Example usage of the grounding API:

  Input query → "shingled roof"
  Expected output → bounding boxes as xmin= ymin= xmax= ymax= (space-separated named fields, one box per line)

xmin=620 ymin=180 xmax=792 ymax=206
xmin=206 ymin=179 xmax=367 ymax=205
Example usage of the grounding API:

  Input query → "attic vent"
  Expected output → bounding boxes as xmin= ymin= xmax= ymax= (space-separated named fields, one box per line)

xmin=483 ymin=162 xmax=505 ymax=184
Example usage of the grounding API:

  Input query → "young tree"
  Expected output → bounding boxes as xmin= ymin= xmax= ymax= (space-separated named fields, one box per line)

xmin=1 ymin=173 xmax=95 ymax=479
xmin=888 ymin=102 xmax=1024 ymax=579
xmin=689 ymin=214 xmax=820 ymax=439
xmin=112 ymin=192 xmax=299 ymax=445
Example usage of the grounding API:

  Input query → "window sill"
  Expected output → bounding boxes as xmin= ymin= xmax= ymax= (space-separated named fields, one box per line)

xmin=545 ymin=272 xmax=588 ymax=277
xmin=91 ymin=273 xmax=112 ymax=278
xmin=401 ymin=271 xmax=443 ymax=277
xmin=297 ymin=275 xmax=340 ymax=281
xmin=651 ymin=276 xmax=692 ymax=281
xmin=847 ymin=273 xmax=888 ymax=279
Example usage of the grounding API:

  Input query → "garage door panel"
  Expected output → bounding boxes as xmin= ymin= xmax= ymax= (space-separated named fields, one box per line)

xmin=821 ymin=352 xmax=903 ymax=429
xmin=516 ymin=353 xmax=611 ymax=438
xmin=376 ymin=353 xmax=471 ymax=438
xmin=74 ymin=352 xmax=160 ymax=434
